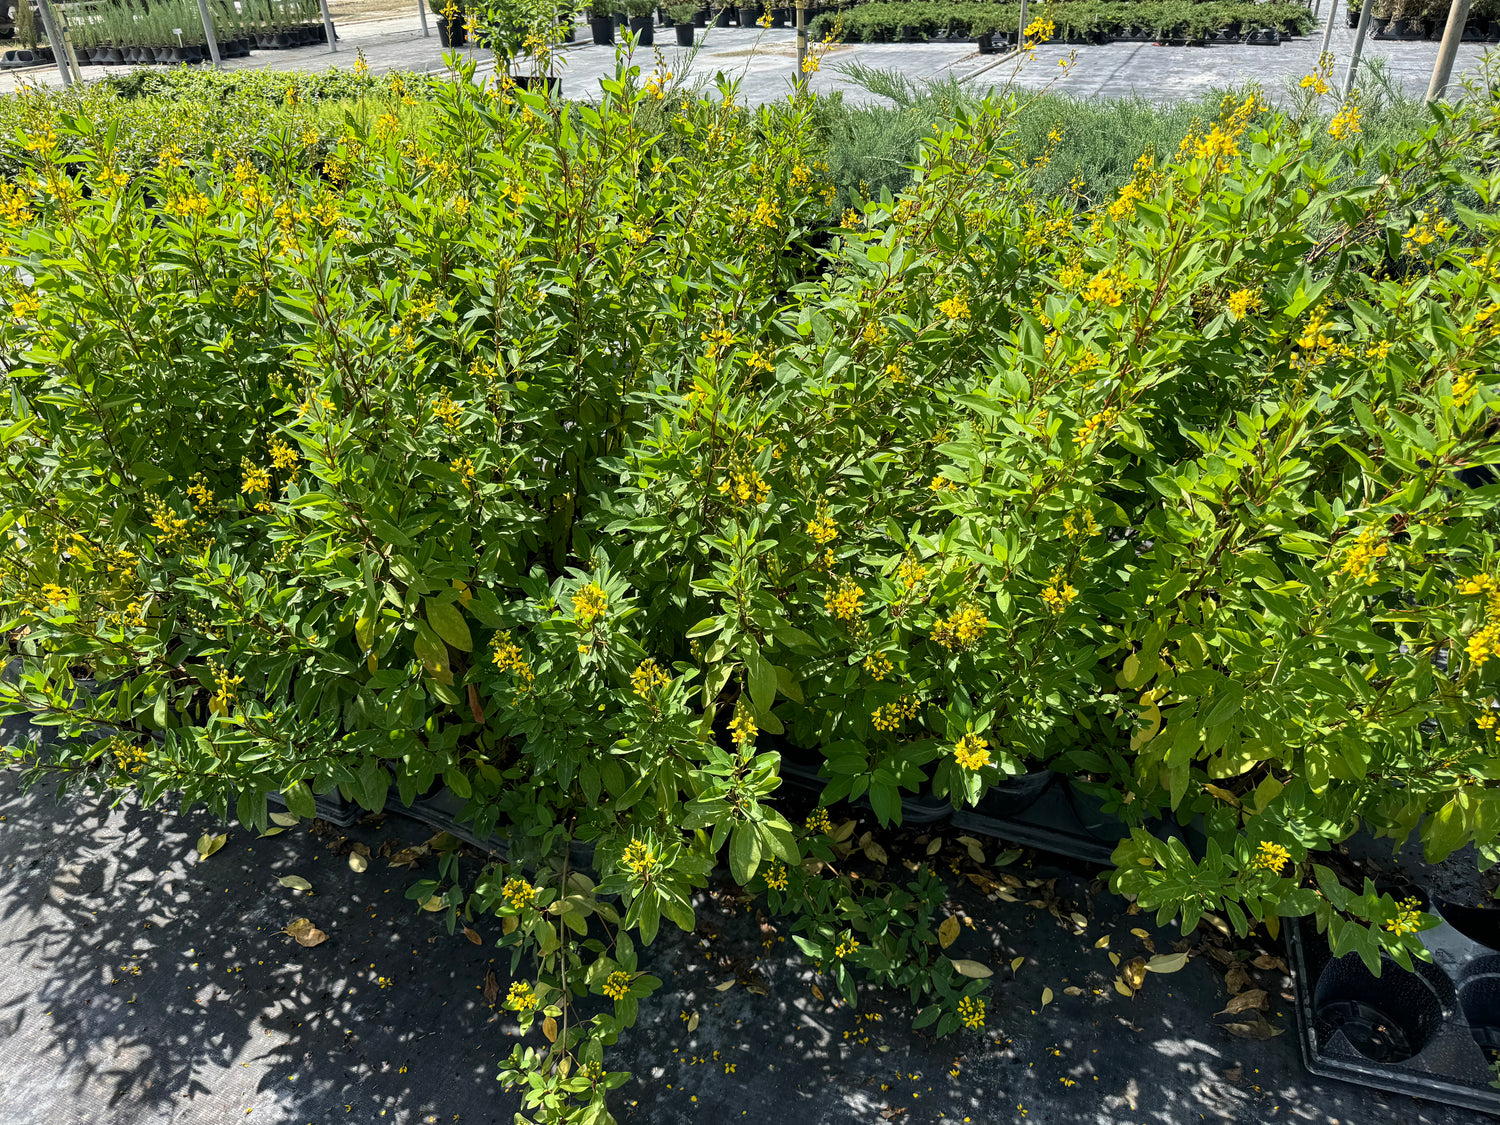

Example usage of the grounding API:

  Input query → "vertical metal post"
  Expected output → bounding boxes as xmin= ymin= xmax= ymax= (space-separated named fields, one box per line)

xmin=317 ymin=0 xmax=337 ymax=50
xmin=35 ymin=0 xmax=80 ymax=85
xmin=1017 ymin=0 xmax=1028 ymax=47
xmin=194 ymin=0 xmax=223 ymax=67
xmin=1425 ymin=0 xmax=1472 ymax=101
xmin=794 ymin=0 xmax=805 ymax=92
xmin=1342 ymin=0 xmax=1374 ymax=97
xmin=417 ymin=0 xmax=431 ymax=37
xmin=1318 ymin=0 xmax=1339 ymax=59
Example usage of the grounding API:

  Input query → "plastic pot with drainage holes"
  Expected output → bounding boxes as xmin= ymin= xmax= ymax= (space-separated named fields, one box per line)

xmin=1311 ymin=953 xmax=1451 ymax=1063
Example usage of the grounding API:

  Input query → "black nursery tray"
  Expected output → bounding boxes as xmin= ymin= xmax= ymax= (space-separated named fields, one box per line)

xmin=952 ymin=773 xmax=1128 ymax=866
xmin=1287 ymin=903 xmax=1500 ymax=1114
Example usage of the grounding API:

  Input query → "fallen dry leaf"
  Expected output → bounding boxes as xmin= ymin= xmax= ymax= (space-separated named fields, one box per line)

xmin=1221 ymin=1013 xmax=1283 ymax=1040
xmin=348 ymin=852 xmax=368 ymax=873
xmin=879 ymin=1108 xmax=908 ymax=1120
xmin=1069 ymin=912 xmax=1088 ymax=930
xmin=951 ymin=959 xmax=993 ymax=979
xmin=1010 ymin=956 xmax=1025 ymax=972
xmin=926 ymin=837 xmax=943 ymax=856
xmin=463 ymin=925 xmax=482 ymax=945
xmin=1094 ymin=935 xmax=1110 ymax=949
xmin=388 ymin=846 xmax=430 ymax=869
xmin=484 ymin=969 xmax=499 ymax=1006
xmin=1130 ymin=927 xmax=1151 ymax=941
xmin=1252 ymin=954 xmax=1288 ymax=972
xmin=810 ymin=983 xmax=824 ymax=1000
xmin=1123 ymin=957 xmax=1147 ymax=991
xmin=270 ymin=812 xmax=300 ymax=828
xmin=1063 ymin=986 xmax=1084 ymax=997
xmin=687 ymin=1011 xmax=699 ymax=1032
xmin=1146 ymin=952 xmax=1189 ymax=974
xmin=196 ymin=833 xmax=227 ymax=860
xmin=1114 ymin=978 xmax=1134 ymax=998
xmin=1225 ymin=965 xmax=1252 ymax=994
xmin=1041 ymin=987 xmax=1054 ymax=1008
xmin=278 ymin=875 xmax=312 ymax=892
xmin=863 ymin=841 xmax=889 ymax=865
xmin=715 ymin=980 xmax=736 ymax=992
xmin=1219 ymin=989 xmax=1268 ymax=1015
xmin=282 ymin=918 xmax=327 ymax=947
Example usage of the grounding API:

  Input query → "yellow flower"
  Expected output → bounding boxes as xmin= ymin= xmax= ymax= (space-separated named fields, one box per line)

xmin=1040 ymin=569 xmax=1078 ymax=614
xmin=953 ymin=733 xmax=990 ymax=772
xmin=431 ymin=393 xmax=463 ymax=431
xmin=825 ymin=577 xmax=864 ymax=621
xmin=506 ymin=981 xmax=538 ymax=1011
xmin=1338 ymin=526 xmax=1388 ymax=585
xmin=1084 ymin=269 xmax=1127 ymax=307
xmin=240 ymin=459 xmax=271 ymax=496
xmin=491 ymin=631 xmax=536 ymax=690
xmin=863 ymin=653 xmax=893 ymax=681
xmin=1226 ymin=289 xmax=1261 ymax=318
xmin=938 ymin=295 xmax=970 ymax=322
xmin=1253 ymin=841 xmax=1291 ymax=873
xmin=502 ymin=877 xmax=535 ymax=909
xmin=1384 ymin=897 xmax=1423 ymax=937
xmin=805 ymin=807 xmax=832 ymax=834
xmin=1073 ymin=408 xmax=1118 ymax=448
xmin=932 ymin=604 xmax=989 ymax=651
xmin=632 ymin=658 xmax=672 ymax=699
xmin=957 ymin=995 xmax=985 ymax=1029
xmin=572 ymin=582 xmax=608 ymax=628
xmin=1328 ymin=100 xmax=1361 ymax=141
xmin=729 ymin=700 xmax=758 ymax=746
xmin=764 ymin=862 xmax=789 ymax=891
xmin=806 ymin=508 xmax=838 ymax=545
xmin=898 ymin=554 xmax=928 ymax=589
xmin=622 ymin=840 xmax=657 ymax=877
xmin=1062 ymin=510 xmax=1099 ymax=539
xmin=717 ymin=464 xmax=770 ymax=507
xmin=603 ymin=971 xmax=632 ymax=1000
xmin=871 ymin=695 xmax=920 ymax=732
xmin=834 ymin=936 xmax=860 ymax=959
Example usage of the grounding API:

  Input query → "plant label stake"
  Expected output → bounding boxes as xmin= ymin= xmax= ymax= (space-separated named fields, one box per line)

xmin=193 ymin=0 xmax=223 ymax=68
xmin=794 ymin=0 xmax=806 ymax=93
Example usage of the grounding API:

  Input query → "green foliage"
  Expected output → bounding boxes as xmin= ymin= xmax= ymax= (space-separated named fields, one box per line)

xmin=2 ymin=49 xmax=1500 ymax=1125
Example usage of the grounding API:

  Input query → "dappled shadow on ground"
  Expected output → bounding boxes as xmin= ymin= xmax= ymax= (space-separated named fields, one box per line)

xmin=0 ymin=766 xmax=517 ymax=1124
xmin=0 ymin=756 xmax=1477 ymax=1125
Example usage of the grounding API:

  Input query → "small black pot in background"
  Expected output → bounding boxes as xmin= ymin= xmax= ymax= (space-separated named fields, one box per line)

xmin=675 ymin=20 xmax=694 ymax=42
xmin=713 ymin=5 xmax=732 ymax=25
xmin=590 ymin=14 xmax=614 ymax=42
xmin=628 ymin=13 xmax=654 ymax=42
xmin=737 ymin=3 xmax=760 ymax=25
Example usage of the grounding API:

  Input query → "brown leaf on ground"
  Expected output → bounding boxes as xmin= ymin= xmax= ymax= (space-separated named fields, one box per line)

xmin=389 ymin=845 xmax=431 ymax=868
xmin=463 ymin=926 xmax=482 ymax=945
xmin=1205 ymin=944 xmax=1236 ymax=967
xmin=879 ymin=1108 xmax=908 ymax=1120
xmin=282 ymin=918 xmax=328 ymax=947
xmin=1251 ymin=954 xmax=1288 ymax=972
xmin=1218 ymin=989 xmax=1268 ymax=1015
xmin=1224 ymin=965 xmax=1252 ymax=994
xmin=1220 ymin=1013 xmax=1283 ymax=1039
xmin=483 ymin=969 xmax=499 ymax=1006
xmin=1123 ymin=957 xmax=1147 ymax=991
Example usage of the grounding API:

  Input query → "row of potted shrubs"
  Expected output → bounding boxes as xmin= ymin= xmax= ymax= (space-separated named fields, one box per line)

xmin=23 ymin=0 xmax=329 ymax=67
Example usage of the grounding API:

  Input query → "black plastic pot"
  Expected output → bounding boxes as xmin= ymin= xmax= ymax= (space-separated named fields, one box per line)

xmin=692 ymin=6 xmax=707 ymax=24
xmin=675 ymin=20 xmax=694 ymax=43
xmin=976 ymin=30 xmax=997 ymax=51
xmin=737 ymin=3 xmax=759 ymax=24
xmin=435 ymin=8 xmax=467 ymax=46
xmin=590 ymin=14 xmax=614 ymax=43
xmin=512 ymin=73 xmax=561 ymax=95
xmin=713 ymin=6 xmax=731 ymax=25
xmin=628 ymin=13 xmax=653 ymax=43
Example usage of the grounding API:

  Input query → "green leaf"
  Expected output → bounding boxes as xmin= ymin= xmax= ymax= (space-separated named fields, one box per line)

xmin=746 ymin=645 xmax=775 ymax=714
xmin=283 ymin=782 xmax=316 ymax=820
xmin=729 ymin=823 xmax=762 ymax=884
xmin=425 ymin=599 xmax=472 ymax=652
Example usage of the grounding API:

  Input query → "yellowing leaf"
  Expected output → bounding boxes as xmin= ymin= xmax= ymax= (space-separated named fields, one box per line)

xmin=420 ymin=895 xmax=447 ymax=912
xmin=1203 ymin=784 xmax=1242 ymax=807
xmin=502 ymin=916 xmax=518 ymax=935
xmin=863 ymin=841 xmax=889 ymax=865
xmin=282 ymin=918 xmax=327 ymax=947
xmin=269 ymin=812 xmax=300 ymax=827
xmin=1130 ymin=701 xmax=1162 ymax=750
xmin=278 ymin=875 xmax=312 ymax=891
xmin=1123 ymin=957 xmax=1147 ymax=991
xmin=957 ymin=835 xmax=985 ymax=864
xmin=686 ymin=1011 xmax=699 ymax=1032
xmin=1114 ymin=978 xmax=1133 ymax=997
xmin=951 ymin=959 xmax=993 ymax=979
xmin=1041 ymin=987 xmax=1053 ymax=1008
xmin=938 ymin=916 xmax=961 ymax=949
xmin=542 ymin=1016 xmax=558 ymax=1042
xmin=926 ymin=837 xmax=943 ymax=856
xmin=196 ymin=833 xmax=227 ymax=860
xmin=258 ymin=828 xmax=284 ymax=838
xmin=1094 ymin=935 xmax=1110 ymax=949
xmin=1146 ymin=952 xmax=1189 ymax=974
xmin=1108 ymin=952 xmax=1121 ymax=967
xmin=1130 ymin=927 xmax=1150 ymax=940
xmin=1010 ymin=956 xmax=1025 ymax=972
xmin=715 ymin=980 xmax=736 ymax=991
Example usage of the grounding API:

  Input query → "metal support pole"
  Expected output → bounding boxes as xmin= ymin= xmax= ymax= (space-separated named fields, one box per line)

xmin=318 ymin=0 xmax=337 ymax=50
xmin=194 ymin=0 xmax=223 ymax=67
xmin=1425 ymin=0 xmax=1472 ymax=101
xmin=794 ymin=0 xmax=805 ymax=93
xmin=1342 ymin=0 xmax=1373 ymax=98
xmin=417 ymin=0 xmax=431 ymax=37
xmin=34 ymin=2 xmax=74 ymax=85
xmin=1317 ymin=0 xmax=1339 ymax=59
xmin=1017 ymin=0 xmax=1028 ymax=48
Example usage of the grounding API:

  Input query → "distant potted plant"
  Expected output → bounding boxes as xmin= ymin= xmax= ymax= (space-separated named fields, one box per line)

xmin=427 ymin=0 xmax=468 ymax=45
xmin=711 ymin=0 xmax=731 ymax=24
xmin=588 ymin=0 xmax=613 ymax=41
xmin=737 ymin=0 xmax=760 ymax=25
xmin=668 ymin=0 xmax=695 ymax=40
xmin=623 ymin=0 xmax=653 ymax=42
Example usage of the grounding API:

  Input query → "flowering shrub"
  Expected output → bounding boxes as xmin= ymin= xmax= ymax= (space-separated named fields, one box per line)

xmin=2 ymin=51 xmax=1499 ymax=1121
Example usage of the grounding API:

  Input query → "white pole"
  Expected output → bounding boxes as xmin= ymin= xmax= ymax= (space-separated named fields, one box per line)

xmin=1017 ymin=0 xmax=1028 ymax=48
xmin=417 ymin=0 xmax=431 ymax=37
xmin=1317 ymin=0 xmax=1339 ymax=59
xmin=317 ymin=0 xmax=336 ymax=49
xmin=194 ymin=0 xmax=223 ymax=67
xmin=1342 ymin=0 xmax=1374 ymax=98
xmin=34 ymin=0 xmax=78 ymax=86
xmin=1425 ymin=0 xmax=1473 ymax=101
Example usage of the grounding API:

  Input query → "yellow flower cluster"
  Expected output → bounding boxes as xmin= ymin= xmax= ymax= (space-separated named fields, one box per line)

xmin=1403 ymin=210 xmax=1455 ymax=252
xmin=112 ymin=740 xmax=150 ymax=775
xmin=450 ymin=456 xmax=476 ymax=487
xmin=1226 ymin=289 xmax=1262 ymax=319
xmin=718 ymin=464 xmax=770 ymax=506
xmin=957 ymin=995 xmax=985 ymax=1030
xmin=603 ymin=971 xmax=632 ymax=1000
xmin=825 ymin=577 xmax=865 ymax=621
xmin=764 ymin=862 xmax=789 ymax=891
xmin=834 ymin=937 xmax=860 ymax=959
xmin=1023 ymin=15 xmax=1055 ymax=41
xmin=632 ymin=658 xmax=672 ymax=699
xmin=147 ymin=495 xmax=197 ymax=549
xmin=806 ymin=509 xmax=838 ymax=545
xmin=622 ymin=840 xmax=657 ymax=877
xmin=1454 ymin=371 xmax=1477 ymax=408
xmin=491 ymin=631 xmax=536 ymax=689
xmin=269 ymin=437 xmax=300 ymax=480
xmin=1254 ymin=841 xmax=1291 ymax=873
xmin=871 ymin=695 xmax=920 ymax=731
xmin=39 ymin=582 xmax=69 ymax=608
xmin=729 ymin=701 xmax=758 ymax=746
xmin=506 ymin=981 xmax=538 ymax=1011
xmin=1328 ymin=100 xmax=1361 ymax=141
xmin=898 ymin=554 xmax=928 ymax=589
xmin=938 ymin=295 xmax=970 ymax=322
xmin=1073 ymin=407 xmax=1118 ymax=447
xmin=953 ymin=733 xmax=990 ymax=771
xmin=1338 ymin=526 xmax=1388 ymax=584
xmin=502 ymin=877 xmax=535 ymax=909
xmin=1040 ymin=568 xmax=1078 ymax=614
xmin=1384 ymin=897 xmax=1423 ymax=937
xmin=1475 ymin=704 xmax=1495 ymax=732
xmin=932 ymin=604 xmax=989 ymax=651
xmin=208 ymin=658 xmax=244 ymax=717
xmin=240 ymin=459 xmax=271 ymax=496
xmin=573 ymin=582 xmax=608 ymax=628
xmin=431 ymin=393 xmax=462 ymax=431
xmin=863 ymin=653 xmax=893 ymax=681
xmin=1462 ymin=574 xmax=1500 ymax=668
xmin=1083 ymin=268 xmax=1129 ymax=308
xmin=1063 ymin=510 xmax=1099 ymax=539
xmin=805 ymin=807 xmax=833 ymax=834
